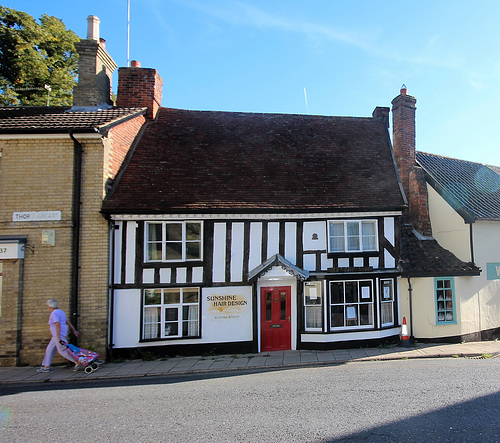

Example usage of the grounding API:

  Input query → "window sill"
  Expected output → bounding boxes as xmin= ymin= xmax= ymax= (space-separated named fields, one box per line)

xmin=143 ymin=260 xmax=204 ymax=265
xmin=140 ymin=336 xmax=201 ymax=342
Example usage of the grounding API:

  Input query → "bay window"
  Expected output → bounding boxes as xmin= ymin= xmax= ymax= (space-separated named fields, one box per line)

xmin=330 ymin=280 xmax=374 ymax=329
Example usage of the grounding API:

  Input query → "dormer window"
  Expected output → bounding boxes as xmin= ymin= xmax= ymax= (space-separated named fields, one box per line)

xmin=328 ymin=220 xmax=377 ymax=253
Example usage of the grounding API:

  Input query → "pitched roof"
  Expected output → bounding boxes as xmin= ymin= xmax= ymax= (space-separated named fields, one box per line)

xmin=102 ymin=107 xmax=406 ymax=214
xmin=400 ymin=225 xmax=480 ymax=277
xmin=248 ymin=254 xmax=310 ymax=282
xmin=417 ymin=152 xmax=500 ymax=221
xmin=0 ymin=106 xmax=146 ymax=134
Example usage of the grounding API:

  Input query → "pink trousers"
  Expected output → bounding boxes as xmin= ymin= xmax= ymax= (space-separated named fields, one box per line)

xmin=41 ymin=336 xmax=77 ymax=367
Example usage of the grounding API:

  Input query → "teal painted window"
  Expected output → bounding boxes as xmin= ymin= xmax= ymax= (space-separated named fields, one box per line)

xmin=435 ymin=277 xmax=456 ymax=324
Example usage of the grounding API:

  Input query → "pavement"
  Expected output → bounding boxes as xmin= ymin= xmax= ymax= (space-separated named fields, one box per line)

xmin=1 ymin=340 xmax=499 ymax=385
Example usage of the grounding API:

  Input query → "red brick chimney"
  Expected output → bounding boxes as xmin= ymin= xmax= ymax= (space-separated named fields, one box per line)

xmin=116 ymin=61 xmax=163 ymax=120
xmin=392 ymin=86 xmax=432 ymax=236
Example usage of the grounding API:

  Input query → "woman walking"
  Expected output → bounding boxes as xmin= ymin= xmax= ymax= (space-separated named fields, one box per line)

xmin=37 ymin=299 xmax=81 ymax=373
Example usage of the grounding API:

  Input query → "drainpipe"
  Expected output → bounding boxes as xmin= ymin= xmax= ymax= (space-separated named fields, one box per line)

xmin=107 ymin=220 xmax=117 ymax=359
xmin=407 ymin=276 xmax=414 ymax=339
xmin=69 ymin=132 xmax=83 ymax=341
xmin=15 ymin=258 xmax=25 ymax=366
xmin=469 ymin=224 xmax=475 ymax=264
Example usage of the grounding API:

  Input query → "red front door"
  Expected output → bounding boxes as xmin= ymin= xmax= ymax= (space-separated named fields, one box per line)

xmin=260 ymin=286 xmax=291 ymax=351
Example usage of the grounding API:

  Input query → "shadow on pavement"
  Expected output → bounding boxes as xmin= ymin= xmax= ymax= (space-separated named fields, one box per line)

xmin=327 ymin=390 xmax=500 ymax=442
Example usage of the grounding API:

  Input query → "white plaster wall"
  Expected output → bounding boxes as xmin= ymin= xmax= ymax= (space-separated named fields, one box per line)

xmin=473 ymin=220 xmax=500 ymax=265
xmin=248 ymin=222 xmax=263 ymax=272
xmin=113 ymin=221 xmax=122 ymax=284
xmin=427 ymin=185 xmax=470 ymax=262
xmin=267 ymin=222 xmax=280 ymax=258
xmin=399 ymin=277 xmax=462 ymax=339
xmin=470 ymin=220 xmax=500 ymax=331
xmin=421 ymin=186 xmax=500 ymax=338
xmin=400 ymin=275 xmax=498 ymax=339
xmin=284 ymin=222 xmax=297 ymax=265
xmin=113 ymin=289 xmax=141 ymax=347
xmin=384 ymin=217 xmax=395 ymax=246
xmin=212 ymin=223 xmax=226 ymax=282
xmin=125 ymin=221 xmax=137 ymax=284
xmin=230 ymin=223 xmax=244 ymax=282
xmin=303 ymin=221 xmax=326 ymax=251
xmin=113 ymin=286 xmax=254 ymax=348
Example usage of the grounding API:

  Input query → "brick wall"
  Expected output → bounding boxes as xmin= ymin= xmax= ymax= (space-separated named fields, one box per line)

xmin=105 ymin=114 xmax=146 ymax=180
xmin=0 ymin=138 xmax=75 ymax=365
xmin=0 ymin=260 xmax=22 ymax=366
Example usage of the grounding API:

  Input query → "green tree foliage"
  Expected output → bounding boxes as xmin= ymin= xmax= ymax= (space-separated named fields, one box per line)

xmin=0 ymin=6 xmax=79 ymax=106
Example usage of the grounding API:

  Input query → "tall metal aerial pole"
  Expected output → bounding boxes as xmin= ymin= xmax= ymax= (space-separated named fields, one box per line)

xmin=127 ymin=0 xmax=130 ymax=66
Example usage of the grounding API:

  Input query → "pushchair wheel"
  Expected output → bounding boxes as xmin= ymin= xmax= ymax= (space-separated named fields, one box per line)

xmin=84 ymin=366 xmax=93 ymax=374
xmin=91 ymin=363 xmax=99 ymax=370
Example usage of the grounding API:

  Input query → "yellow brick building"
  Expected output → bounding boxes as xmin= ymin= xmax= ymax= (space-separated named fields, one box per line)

xmin=0 ymin=16 xmax=161 ymax=366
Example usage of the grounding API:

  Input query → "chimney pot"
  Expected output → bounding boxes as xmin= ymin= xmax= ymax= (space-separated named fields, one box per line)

xmin=400 ymin=84 xmax=408 ymax=95
xmin=87 ymin=15 xmax=100 ymax=41
xmin=99 ymin=38 xmax=106 ymax=49
xmin=131 ymin=60 xmax=141 ymax=68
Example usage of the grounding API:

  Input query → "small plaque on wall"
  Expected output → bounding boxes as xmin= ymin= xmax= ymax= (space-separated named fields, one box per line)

xmin=42 ymin=230 xmax=56 ymax=246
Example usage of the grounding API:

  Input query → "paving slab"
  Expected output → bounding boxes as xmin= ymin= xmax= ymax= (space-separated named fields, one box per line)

xmin=283 ymin=352 xmax=301 ymax=364
xmin=316 ymin=351 xmax=335 ymax=362
xmin=227 ymin=358 xmax=250 ymax=369
xmin=300 ymin=352 xmax=319 ymax=363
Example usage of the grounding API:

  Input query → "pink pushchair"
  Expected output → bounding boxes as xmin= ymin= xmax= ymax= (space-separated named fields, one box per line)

xmin=66 ymin=343 xmax=103 ymax=374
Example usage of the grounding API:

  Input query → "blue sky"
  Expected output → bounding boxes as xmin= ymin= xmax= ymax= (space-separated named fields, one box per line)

xmin=7 ymin=0 xmax=500 ymax=166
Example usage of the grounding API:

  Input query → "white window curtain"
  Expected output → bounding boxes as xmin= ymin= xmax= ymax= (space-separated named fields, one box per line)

xmin=306 ymin=306 xmax=322 ymax=329
xmin=144 ymin=307 xmax=160 ymax=339
xmin=186 ymin=305 xmax=199 ymax=336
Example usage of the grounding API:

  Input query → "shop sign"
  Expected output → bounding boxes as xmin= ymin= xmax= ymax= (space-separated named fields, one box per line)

xmin=202 ymin=286 xmax=252 ymax=342
xmin=486 ymin=263 xmax=500 ymax=280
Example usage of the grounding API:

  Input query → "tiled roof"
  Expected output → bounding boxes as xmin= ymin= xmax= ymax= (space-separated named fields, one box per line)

xmin=0 ymin=106 xmax=147 ymax=134
xmin=400 ymin=225 xmax=480 ymax=277
xmin=102 ymin=107 xmax=406 ymax=213
xmin=417 ymin=152 xmax=500 ymax=221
